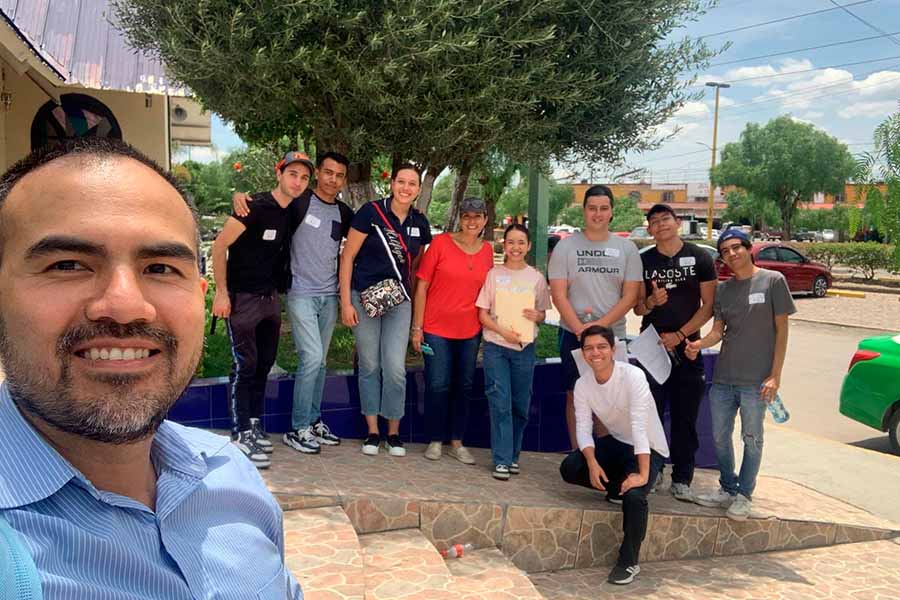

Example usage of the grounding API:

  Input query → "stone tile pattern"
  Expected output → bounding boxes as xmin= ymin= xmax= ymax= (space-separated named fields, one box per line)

xmin=359 ymin=529 xmax=453 ymax=599
xmin=419 ymin=502 xmax=503 ymax=552
xmin=343 ymin=497 xmax=419 ymax=534
xmin=283 ymin=506 xmax=364 ymax=600
xmin=445 ymin=547 xmax=544 ymax=600
xmin=531 ymin=538 xmax=900 ymax=600
xmin=501 ymin=506 xmax=581 ymax=572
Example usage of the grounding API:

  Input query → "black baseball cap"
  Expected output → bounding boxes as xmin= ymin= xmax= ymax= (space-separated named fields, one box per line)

xmin=459 ymin=197 xmax=487 ymax=214
xmin=646 ymin=203 xmax=677 ymax=221
xmin=275 ymin=151 xmax=314 ymax=174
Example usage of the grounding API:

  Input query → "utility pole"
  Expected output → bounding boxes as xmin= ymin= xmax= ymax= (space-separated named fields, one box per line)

xmin=706 ymin=81 xmax=730 ymax=240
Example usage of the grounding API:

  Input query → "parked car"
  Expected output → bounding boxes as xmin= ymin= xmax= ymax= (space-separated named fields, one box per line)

xmin=822 ymin=229 xmax=835 ymax=242
xmin=629 ymin=226 xmax=652 ymax=240
xmin=792 ymin=230 xmax=818 ymax=242
xmin=612 ymin=231 xmax=631 ymax=238
xmin=715 ymin=242 xmax=832 ymax=297
xmin=839 ymin=333 xmax=900 ymax=455
xmin=640 ymin=243 xmax=718 ymax=261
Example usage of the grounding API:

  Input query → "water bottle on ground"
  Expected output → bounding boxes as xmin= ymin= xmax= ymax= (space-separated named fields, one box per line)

xmin=767 ymin=394 xmax=790 ymax=424
xmin=440 ymin=543 xmax=474 ymax=559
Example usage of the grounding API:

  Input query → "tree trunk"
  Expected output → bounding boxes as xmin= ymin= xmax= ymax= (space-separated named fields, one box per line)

xmin=344 ymin=161 xmax=375 ymax=209
xmin=416 ymin=165 xmax=442 ymax=215
xmin=446 ymin=159 xmax=473 ymax=232
xmin=781 ymin=197 xmax=794 ymax=241
xmin=485 ymin=197 xmax=498 ymax=242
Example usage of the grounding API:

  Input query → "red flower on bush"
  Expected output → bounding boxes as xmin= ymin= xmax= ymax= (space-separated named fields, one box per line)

xmin=380 ymin=170 xmax=390 ymax=180
xmin=233 ymin=162 xmax=243 ymax=171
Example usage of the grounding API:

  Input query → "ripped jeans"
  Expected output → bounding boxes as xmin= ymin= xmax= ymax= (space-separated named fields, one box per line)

xmin=709 ymin=383 xmax=767 ymax=499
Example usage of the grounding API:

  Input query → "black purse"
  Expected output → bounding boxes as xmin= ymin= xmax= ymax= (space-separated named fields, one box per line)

xmin=359 ymin=200 xmax=412 ymax=318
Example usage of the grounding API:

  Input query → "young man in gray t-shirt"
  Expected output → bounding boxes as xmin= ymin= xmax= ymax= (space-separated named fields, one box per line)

xmin=685 ymin=230 xmax=796 ymax=520
xmin=549 ymin=185 xmax=642 ymax=449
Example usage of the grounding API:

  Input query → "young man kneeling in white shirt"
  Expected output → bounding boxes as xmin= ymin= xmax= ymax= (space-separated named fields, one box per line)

xmin=559 ymin=325 xmax=670 ymax=585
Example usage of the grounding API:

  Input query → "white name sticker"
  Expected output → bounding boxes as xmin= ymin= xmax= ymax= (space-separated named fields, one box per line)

xmin=604 ymin=247 xmax=621 ymax=258
xmin=304 ymin=214 xmax=321 ymax=228
xmin=496 ymin=275 xmax=512 ymax=285
xmin=748 ymin=292 xmax=766 ymax=305
xmin=679 ymin=256 xmax=696 ymax=267
xmin=262 ymin=229 xmax=277 ymax=241
xmin=409 ymin=227 xmax=421 ymax=237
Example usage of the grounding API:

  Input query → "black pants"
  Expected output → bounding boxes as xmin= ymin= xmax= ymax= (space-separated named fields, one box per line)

xmin=227 ymin=292 xmax=282 ymax=434
xmin=643 ymin=343 xmax=705 ymax=486
xmin=559 ymin=436 xmax=664 ymax=567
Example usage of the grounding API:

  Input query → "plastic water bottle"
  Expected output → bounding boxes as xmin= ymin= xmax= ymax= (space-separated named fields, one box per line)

xmin=767 ymin=394 xmax=790 ymax=424
xmin=578 ymin=308 xmax=594 ymax=323
xmin=440 ymin=543 xmax=474 ymax=559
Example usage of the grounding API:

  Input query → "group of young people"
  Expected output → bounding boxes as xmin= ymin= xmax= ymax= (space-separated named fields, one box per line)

xmin=212 ymin=150 xmax=550 ymax=482
xmin=552 ymin=185 xmax=794 ymax=585
xmin=213 ymin=153 xmax=794 ymax=587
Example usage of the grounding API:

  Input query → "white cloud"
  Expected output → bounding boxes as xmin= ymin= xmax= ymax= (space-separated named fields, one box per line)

xmin=838 ymin=101 xmax=898 ymax=119
xmin=724 ymin=58 xmax=814 ymax=88
xmin=675 ymin=101 xmax=710 ymax=120
xmin=853 ymin=70 xmax=900 ymax=97
xmin=800 ymin=111 xmax=824 ymax=120
xmin=717 ymin=96 xmax=736 ymax=108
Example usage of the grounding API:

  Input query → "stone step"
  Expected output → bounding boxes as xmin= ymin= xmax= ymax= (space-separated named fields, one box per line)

xmin=359 ymin=528 xmax=454 ymax=600
xmin=529 ymin=537 xmax=900 ymax=600
xmin=283 ymin=505 xmax=364 ymax=600
xmin=445 ymin=547 xmax=545 ymax=600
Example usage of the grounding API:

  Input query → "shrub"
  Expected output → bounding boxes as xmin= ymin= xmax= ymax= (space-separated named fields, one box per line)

xmin=841 ymin=242 xmax=893 ymax=280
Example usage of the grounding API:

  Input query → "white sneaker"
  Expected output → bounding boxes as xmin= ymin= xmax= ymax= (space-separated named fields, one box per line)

xmin=671 ymin=483 xmax=694 ymax=502
xmin=694 ymin=488 xmax=735 ymax=508
xmin=385 ymin=435 xmax=406 ymax=457
xmin=726 ymin=494 xmax=752 ymax=521
xmin=283 ymin=427 xmax=321 ymax=454
xmin=362 ymin=434 xmax=380 ymax=456
xmin=249 ymin=418 xmax=273 ymax=454
xmin=424 ymin=441 xmax=442 ymax=460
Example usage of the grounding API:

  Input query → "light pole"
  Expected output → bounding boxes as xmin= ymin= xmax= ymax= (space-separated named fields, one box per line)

xmin=705 ymin=81 xmax=730 ymax=240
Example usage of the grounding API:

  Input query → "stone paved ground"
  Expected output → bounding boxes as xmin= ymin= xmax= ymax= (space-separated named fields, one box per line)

xmin=791 ymin=292 xmax=900 ymax=332
xmin=530 ymin=537 xmax=900 ymax=600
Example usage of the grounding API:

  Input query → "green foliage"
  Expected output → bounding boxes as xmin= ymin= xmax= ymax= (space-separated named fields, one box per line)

xmin=228 ymin=138 xmax=296 ymax=195
xmin=793 ymin=206 xmax=848 ymax=236
xmin=556 ymin=205 xmax=585 ymax=229
xmin=712 ymin=116 xmax=856 ymax=238
xmin=496 ymin=178 xmax=574 ymax=224
xmin=862 ymin=188 xmax=885 ymax=233
xmin=847 ymin=206 xmax=862 ymax=238
xmin=175 ymin=160 xmax=235 ymax=215
xmin=791 ymin=242 xmax=893 ymax=279
xmin=114 ymin=0 xmax=718 ymax=187
xmin=428 ymin=174 xmax=453 ymax=228
xmin=722 ymin=190 xmax=780 ymax=230
xmin=610 ymin=196 xmax=645 ymax=232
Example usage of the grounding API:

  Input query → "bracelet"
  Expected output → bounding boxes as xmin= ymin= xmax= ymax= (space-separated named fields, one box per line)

xmin=411 ymin=326 xmax=422 ymax=332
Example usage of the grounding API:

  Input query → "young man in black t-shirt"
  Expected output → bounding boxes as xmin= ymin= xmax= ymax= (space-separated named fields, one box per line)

xmin=633 ymin=204 xmax=717 ymax=501
xmin=211 ymin=151 xmax=313 ymax=468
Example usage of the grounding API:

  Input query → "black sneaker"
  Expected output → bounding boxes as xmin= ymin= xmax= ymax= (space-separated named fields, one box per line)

xmin=249 ymin=418 xmax=273 ymax=454
xmin=283 ymin=427 xmax=321 ymax=454
xmin=606 ymin=493 xmax=623 ymax=505
xmin=607 ymin=564 xmax=640 ymax=585
xmin=362 ymin=434 xmax=380 ymax=456
xmin=385 ymin=434 xmax=406 ymax=457
xmin=233 ymin=430 xmax=271 ymax=469
xmin=312 ymin=419 xmax=341 ymax=446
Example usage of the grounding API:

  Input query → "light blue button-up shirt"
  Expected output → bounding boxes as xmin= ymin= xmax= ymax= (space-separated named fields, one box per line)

xmin=0 ymin=384 xmax=302 ymax=599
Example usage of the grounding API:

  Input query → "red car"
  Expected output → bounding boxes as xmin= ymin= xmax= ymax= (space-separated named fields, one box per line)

xmin=716 ymin=243 xmax=832 ymax=297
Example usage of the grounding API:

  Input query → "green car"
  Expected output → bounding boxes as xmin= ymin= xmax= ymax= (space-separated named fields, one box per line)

xmin=839 ymin=333 xmax=900 ymax=455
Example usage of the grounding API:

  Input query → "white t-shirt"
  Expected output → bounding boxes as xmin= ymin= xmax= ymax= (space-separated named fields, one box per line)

xmin=573 ymin=362 xmax=670 ymax=457
xmin=475 ymin=264 xmax=551 ymax=351
xmin=547 ymin=232 xmax=642 ymax=338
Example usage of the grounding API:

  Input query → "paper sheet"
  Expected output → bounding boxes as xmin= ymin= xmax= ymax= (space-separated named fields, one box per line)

xmin=496 ymin=288 xmax=536 ymax=344
xmin=628 ymin=324 xmax=672 ymax=385
xmin=571 ymin=336 xmax=629 ymax=378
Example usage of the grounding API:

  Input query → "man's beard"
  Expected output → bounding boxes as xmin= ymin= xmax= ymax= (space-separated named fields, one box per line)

xmin=0 ymin=317 xmax=200 ymax=444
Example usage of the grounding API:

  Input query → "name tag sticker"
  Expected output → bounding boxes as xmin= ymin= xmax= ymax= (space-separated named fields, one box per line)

xmin=262 ymin=229 xmax=277 ymax=241
xmin=304 ymin=214 xmax=321 ymax=228
xmin=748 ymin=292 xmax=765 ymax=305
xmin=496 ymin=275 xmax=512 ymax=285
xmin=679 ymin=256 xmax=696 ymax=267
xmin=409 ymin=227 xmax=421 ymax=237
xmin=604 ymin=247 xmax=621 ymax=258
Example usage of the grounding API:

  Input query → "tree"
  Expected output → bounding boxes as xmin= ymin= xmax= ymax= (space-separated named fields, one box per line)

xmin=174 ymin=160 xmax=236 ymax=215
xmin=722 ymin=190 xmax=781 ymax=231
xmin=556 ymin=205 xmax=585 ymax=229
xmin=857 ymin=110 xmax=900 ymax=267
xmin=114 ymin=0 xmax=718 ymax=209
xmin=496 ymin=178 xmax=573 ymax=224
xmin=712 ymin=116 xmax=856 ymax=240
xmin=609 ymin=197 xmax=644 ymax=232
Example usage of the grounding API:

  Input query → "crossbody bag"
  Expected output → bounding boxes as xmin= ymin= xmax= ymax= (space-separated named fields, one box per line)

xmin=359 ymin=200 xmax=412 ymax=318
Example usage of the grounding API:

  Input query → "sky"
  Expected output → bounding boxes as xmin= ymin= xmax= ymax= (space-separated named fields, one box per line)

xmin=199 ymin=0 xmax=900 ymax=183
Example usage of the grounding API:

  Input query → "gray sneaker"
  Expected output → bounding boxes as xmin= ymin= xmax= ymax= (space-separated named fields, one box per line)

xmin=726 ymin=494 xmax=752 ymax=520
xmin=671 ymin=483 xmax=694 ymax=502
xmin=694 ymin=487 xmax=735 ymax=508
xmin=249 ymin=418 xmax=273 ymax=454
xmin=283 ymin=427 xmax=321 ymax=454
xmin=424 ymin=441 xmax=442 ymax=460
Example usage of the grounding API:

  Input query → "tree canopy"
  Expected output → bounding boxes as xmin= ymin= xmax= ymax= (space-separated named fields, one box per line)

xmin=114 ymin=0 xmax=717 ymax=207
xmin=712 ymin=116 xmax=855 ymax=239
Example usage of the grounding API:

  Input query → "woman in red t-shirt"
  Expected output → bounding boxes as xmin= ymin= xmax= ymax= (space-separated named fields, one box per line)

xmin=411 ymin=197 xmax=494 ymax=464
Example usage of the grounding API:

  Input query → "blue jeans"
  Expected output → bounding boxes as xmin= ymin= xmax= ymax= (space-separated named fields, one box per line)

xmin=286 ymin=294 xmax=338 ymax=430
xmin=483 ymin=341 xmax=536 ymax=466
xmin=423 ymin=332 xmax=481 ymax=442
xmin=351 ymin=292 xmax=411 ymax=420
xmin=709 ymin=383 xmax=767 ymax=499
